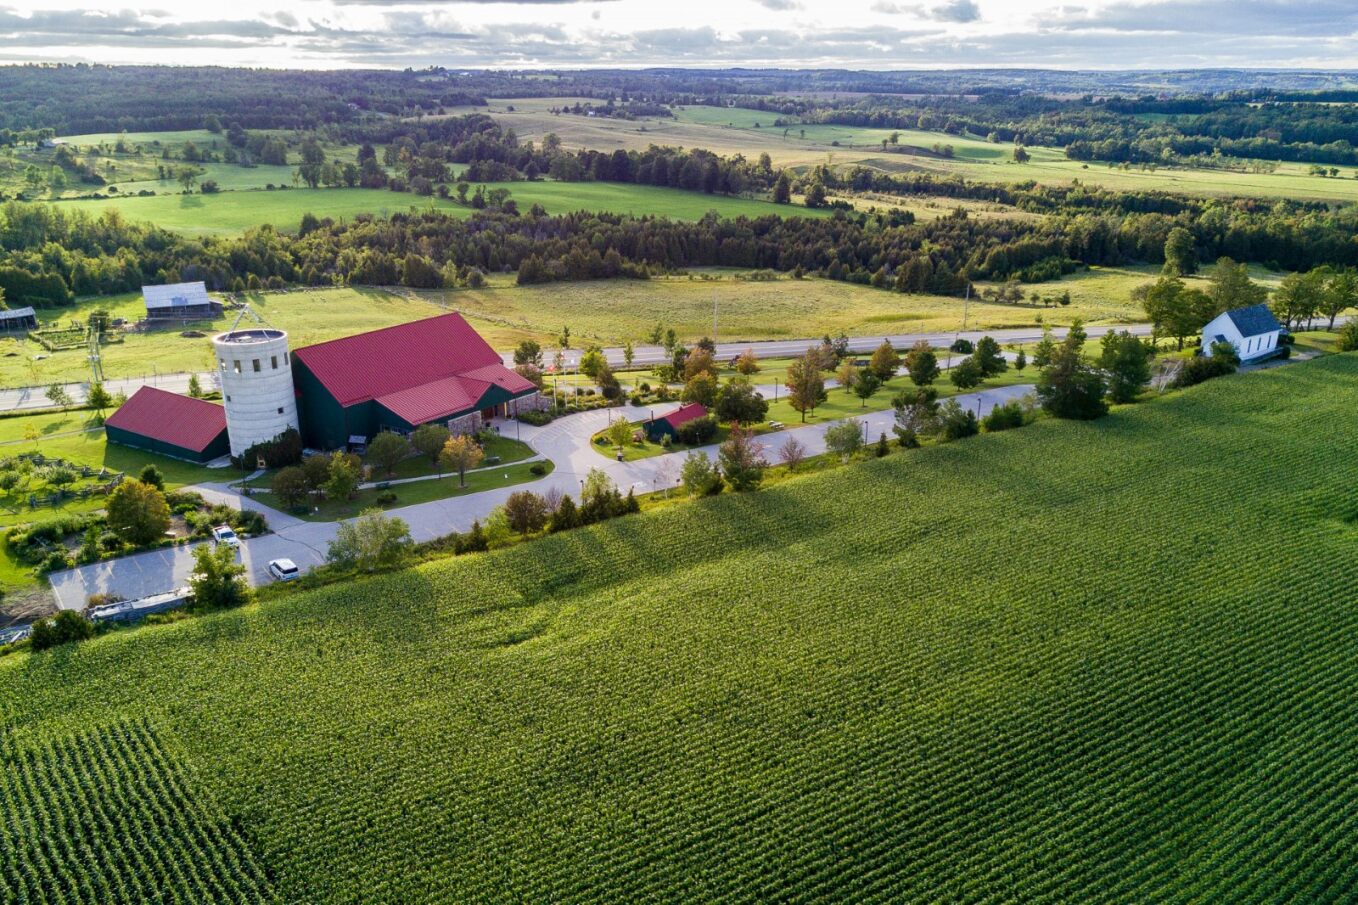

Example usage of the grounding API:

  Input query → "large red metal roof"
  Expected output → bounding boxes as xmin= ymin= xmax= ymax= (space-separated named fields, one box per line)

xmin=293 ymin=312 xmax=505 ymax=407
xmin=375 ymin=363 xmax=538 ymax=426
xmin=105 ymin=386 xmax=227 ymax=453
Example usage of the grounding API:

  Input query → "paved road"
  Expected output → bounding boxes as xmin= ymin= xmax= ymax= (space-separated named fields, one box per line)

xmin=0 ymin=322 xmax=1133 ymax=412
xmin=47 ymin=384 xmax=1034 ymax=610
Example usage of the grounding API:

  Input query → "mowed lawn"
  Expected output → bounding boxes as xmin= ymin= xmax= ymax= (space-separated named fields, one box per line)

xmin=52 ymin=180 xmax=826 ymax=236
xmin=4 ymin=355 xmax=1358 ymax=902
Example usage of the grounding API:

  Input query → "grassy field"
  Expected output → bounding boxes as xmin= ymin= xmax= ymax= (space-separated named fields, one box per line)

xmin=4 ymin=354 xmax=1358 ymax=901
xmin=4 ymin=262 xmax=1296 ymax=390
xmin=51 ymin=179 xmax=825 ymax=237
xmin=1 ymin=130 xmax=360 ymax=201
xmin=483 ymin=99 xmax=1358 ymax=203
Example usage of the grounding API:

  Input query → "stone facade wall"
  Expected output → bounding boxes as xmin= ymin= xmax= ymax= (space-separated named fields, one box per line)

xmin=446 ymin=412 xmax=483 ymax=437
xmin=514 ymin=391 xmax=551 ymax=413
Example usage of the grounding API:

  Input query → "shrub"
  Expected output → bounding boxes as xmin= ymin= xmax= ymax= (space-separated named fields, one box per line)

xmin=240 ymin=427 xmax=303 ymax=469
xmin=375 ymin=492 xmax=398 ymax=506
xmin=38 ymin=550 xmax=73 ymax=573
xmin=529 ymin=463 xmax=548 ymax=476
xmin=518 ymin=410 xmax=553 ymax=426
xmin=1173 ymin=353 xmax=1238 ymax=388
xmin=982 ymin=400 xmax=1031 ymax=432
xmin=137 ymin=464 xmax=164 ymax=490
xmin=675 ymin=415 xmax=718 ymax=446
xmin=1338 ymin=320 xmax=1358 ymax=352
xmin=29 ymin=610 xmax=95 ymax=651
xmin=939 ymin=400 xmax=980 ymax=441
xmin=949 ymin=338 xmax=974 ymax=354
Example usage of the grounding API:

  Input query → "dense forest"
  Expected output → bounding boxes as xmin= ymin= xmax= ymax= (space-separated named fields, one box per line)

xmin=794 ymin=93 xmax=1358 ymax=166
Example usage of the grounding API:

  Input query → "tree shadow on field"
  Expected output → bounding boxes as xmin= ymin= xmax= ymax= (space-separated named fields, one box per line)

xmin=177 ymin=195 xmax=205 ymax=209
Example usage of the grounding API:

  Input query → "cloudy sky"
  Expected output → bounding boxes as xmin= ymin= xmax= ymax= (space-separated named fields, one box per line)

xmin=0 ymin=0 xmax=1354 ymax=70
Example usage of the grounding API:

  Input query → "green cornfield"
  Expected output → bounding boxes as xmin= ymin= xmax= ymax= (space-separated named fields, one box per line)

xmin=4 ymin=355 xmax=1358 ymax=903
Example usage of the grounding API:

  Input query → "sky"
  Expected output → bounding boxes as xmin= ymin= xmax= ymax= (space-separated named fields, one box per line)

xmin=0 ymin=0 xmax=1355 ymax=70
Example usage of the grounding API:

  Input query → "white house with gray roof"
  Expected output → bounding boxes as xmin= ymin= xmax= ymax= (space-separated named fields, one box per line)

xmin=1201 ymin=304 xmax=1283 ymax=362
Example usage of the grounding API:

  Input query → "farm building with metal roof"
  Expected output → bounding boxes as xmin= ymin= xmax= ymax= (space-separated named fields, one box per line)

xmin=0 ymin=306 xmax=37 ymax=332
xmin=104 ymin=386 xmax=230 ymax=463
xmin=644 ymin=403 xmax=709 ymax=442
xmin=142 ymin=281 xmax=223 ymax=320
xmin=291 ymin=312 xmax=545 ymax=450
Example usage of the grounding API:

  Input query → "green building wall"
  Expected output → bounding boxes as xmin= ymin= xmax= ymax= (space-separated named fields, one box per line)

xmin=104 ymin=424 xmax=229 ymax=464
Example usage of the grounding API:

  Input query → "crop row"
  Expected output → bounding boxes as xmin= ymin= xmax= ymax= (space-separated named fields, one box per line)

xmin=3 ymin=355 xmax=1358 ymax=902
xmin=0 ymin=721 xmax=275 ymax=905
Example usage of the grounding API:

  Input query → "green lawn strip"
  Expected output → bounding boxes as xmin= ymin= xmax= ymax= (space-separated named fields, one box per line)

xmin=370 ymin=435 xmax=536 ymax=482
xmin=248 ymin=459 xmax=553 ymax=522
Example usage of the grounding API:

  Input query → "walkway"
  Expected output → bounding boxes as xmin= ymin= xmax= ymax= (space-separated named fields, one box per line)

xmin=46 ymin=385 xmax=1034 ymax=610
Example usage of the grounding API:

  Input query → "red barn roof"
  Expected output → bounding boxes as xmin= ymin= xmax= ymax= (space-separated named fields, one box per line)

xmin=293 ymin=312 xmax=505 ymax=408
xmin=105 ymin=387 xmax=227 ymax=453
xmin=661 ymin=403 xmax=708 ymax=429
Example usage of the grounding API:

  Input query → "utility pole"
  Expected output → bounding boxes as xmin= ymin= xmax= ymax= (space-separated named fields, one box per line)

xmin=712 ymin=291 xmax=718 ymax=348
xmin=86 ymin=326 xmax=104 ymax=385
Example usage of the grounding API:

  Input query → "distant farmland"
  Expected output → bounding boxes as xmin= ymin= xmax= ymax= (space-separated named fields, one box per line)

xmin=5 ymin=354 xmax=1358 ymax=902
xmin=52 ymin=180 xmax=828 ymax=236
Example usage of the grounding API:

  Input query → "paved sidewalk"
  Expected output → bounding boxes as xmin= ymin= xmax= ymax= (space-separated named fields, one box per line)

xmin=46 ymin=385 xmax=1034 ymax=610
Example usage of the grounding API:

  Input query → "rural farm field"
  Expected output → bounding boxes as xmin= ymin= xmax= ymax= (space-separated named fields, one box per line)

xmin=51 ymin=179 xmax=827 ymax=237
xmin=5 ymin=355 xmax=1358 ymax=903
xmin=475 ymin=100 xmax=1358 ymax=204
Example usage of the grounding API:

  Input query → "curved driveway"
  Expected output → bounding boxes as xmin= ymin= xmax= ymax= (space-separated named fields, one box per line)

xmin=47 ymin=383 xmax=1034 ymax=610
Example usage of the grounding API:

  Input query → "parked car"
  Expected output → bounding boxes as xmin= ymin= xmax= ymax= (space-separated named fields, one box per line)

xmin=211 ymin=525 xmax=240 ymax=549
xmin=267 ymin=558 xmax=300 ymax=582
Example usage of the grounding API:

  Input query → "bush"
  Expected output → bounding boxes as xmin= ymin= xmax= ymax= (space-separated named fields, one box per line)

xmin=375 ymin=492 xmax=398 ymax=506
xmin=29 ymin=610 xmax=95 ymax=651
xmin=675 ymin=415 xmax=719 ymax=446
xmin=240 ymin=427 xmax=303 ymax=470
xmin=939 ymin=400 xmax=980 ymax=441
xmin=949 ymin=338 xmax=974 ymax=354
xmin=38 ymin=550 xmax=73 ymax=573
xmin=982 ymin=400 xmax=1031 ymax=432
xmin=1173 ymin=353 xmax=1238 ymax=388
xmin=518 ymin=409 xmax=554 ymax=426
xmin=529 ymin=463 xmax=547 ymax=476
xmin=1338 ymin=320 xmax=1358 ymax=352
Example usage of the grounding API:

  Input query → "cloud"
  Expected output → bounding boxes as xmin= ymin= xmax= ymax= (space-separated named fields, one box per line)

xmin=0 ymin=0 xmax=1356 ymax=70
xmin=872 ymin=0 xmax=980 ymax=21
xmin=931 ymin=0 xmax=980 ymax=22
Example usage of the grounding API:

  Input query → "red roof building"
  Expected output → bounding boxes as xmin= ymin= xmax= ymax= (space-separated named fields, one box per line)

xmin=291 ymin=312 xmax=540 ymax=449
xmin=104 ymin=387 xmax=230 ymax=463
xmin=645 ymin=403 xmax=709 ymax=441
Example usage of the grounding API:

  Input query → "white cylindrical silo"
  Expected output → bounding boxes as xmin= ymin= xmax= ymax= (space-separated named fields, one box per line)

xmin=213 ymin=328 xmax=300 ymax=458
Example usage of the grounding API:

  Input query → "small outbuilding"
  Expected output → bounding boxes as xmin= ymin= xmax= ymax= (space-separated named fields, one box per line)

xmin=142 ymin=281 xmax=223 ymax=321
xmin=0 ymin=306 xmax=37 ymax=332
xmin=1201 ymin=304 xmax=1283 ymax=362
xmin=104 ymin=386 xmax=230 ymax=463
xmin=644 ymin=403 xmax=708 ymax=443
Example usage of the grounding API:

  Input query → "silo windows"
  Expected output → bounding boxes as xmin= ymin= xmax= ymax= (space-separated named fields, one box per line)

xmin=219 ymin=358 xmax=226 ymax=371
xmin=271 ymin=355 xmax=278 ymax=370
xmin=277 ymin=407 xmax=284 ymax=414
xmin=252 ymin=359 xmax=261 ymax=372
xmin=283 ymin=351 xmax=289 ymax=364
xmin=233 ymin=360 xmax=241 ymax=373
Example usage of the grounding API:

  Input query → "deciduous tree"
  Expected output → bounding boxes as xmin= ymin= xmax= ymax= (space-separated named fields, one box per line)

xmin=439 ymin=435 xmax=484 ymax=487
xmin=106 ymin=479 xmax=170 ymax=546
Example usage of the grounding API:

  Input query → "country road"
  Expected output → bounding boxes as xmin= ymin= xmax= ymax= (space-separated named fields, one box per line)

xmin=0 ymin=322 xmax=1148 ymax=412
